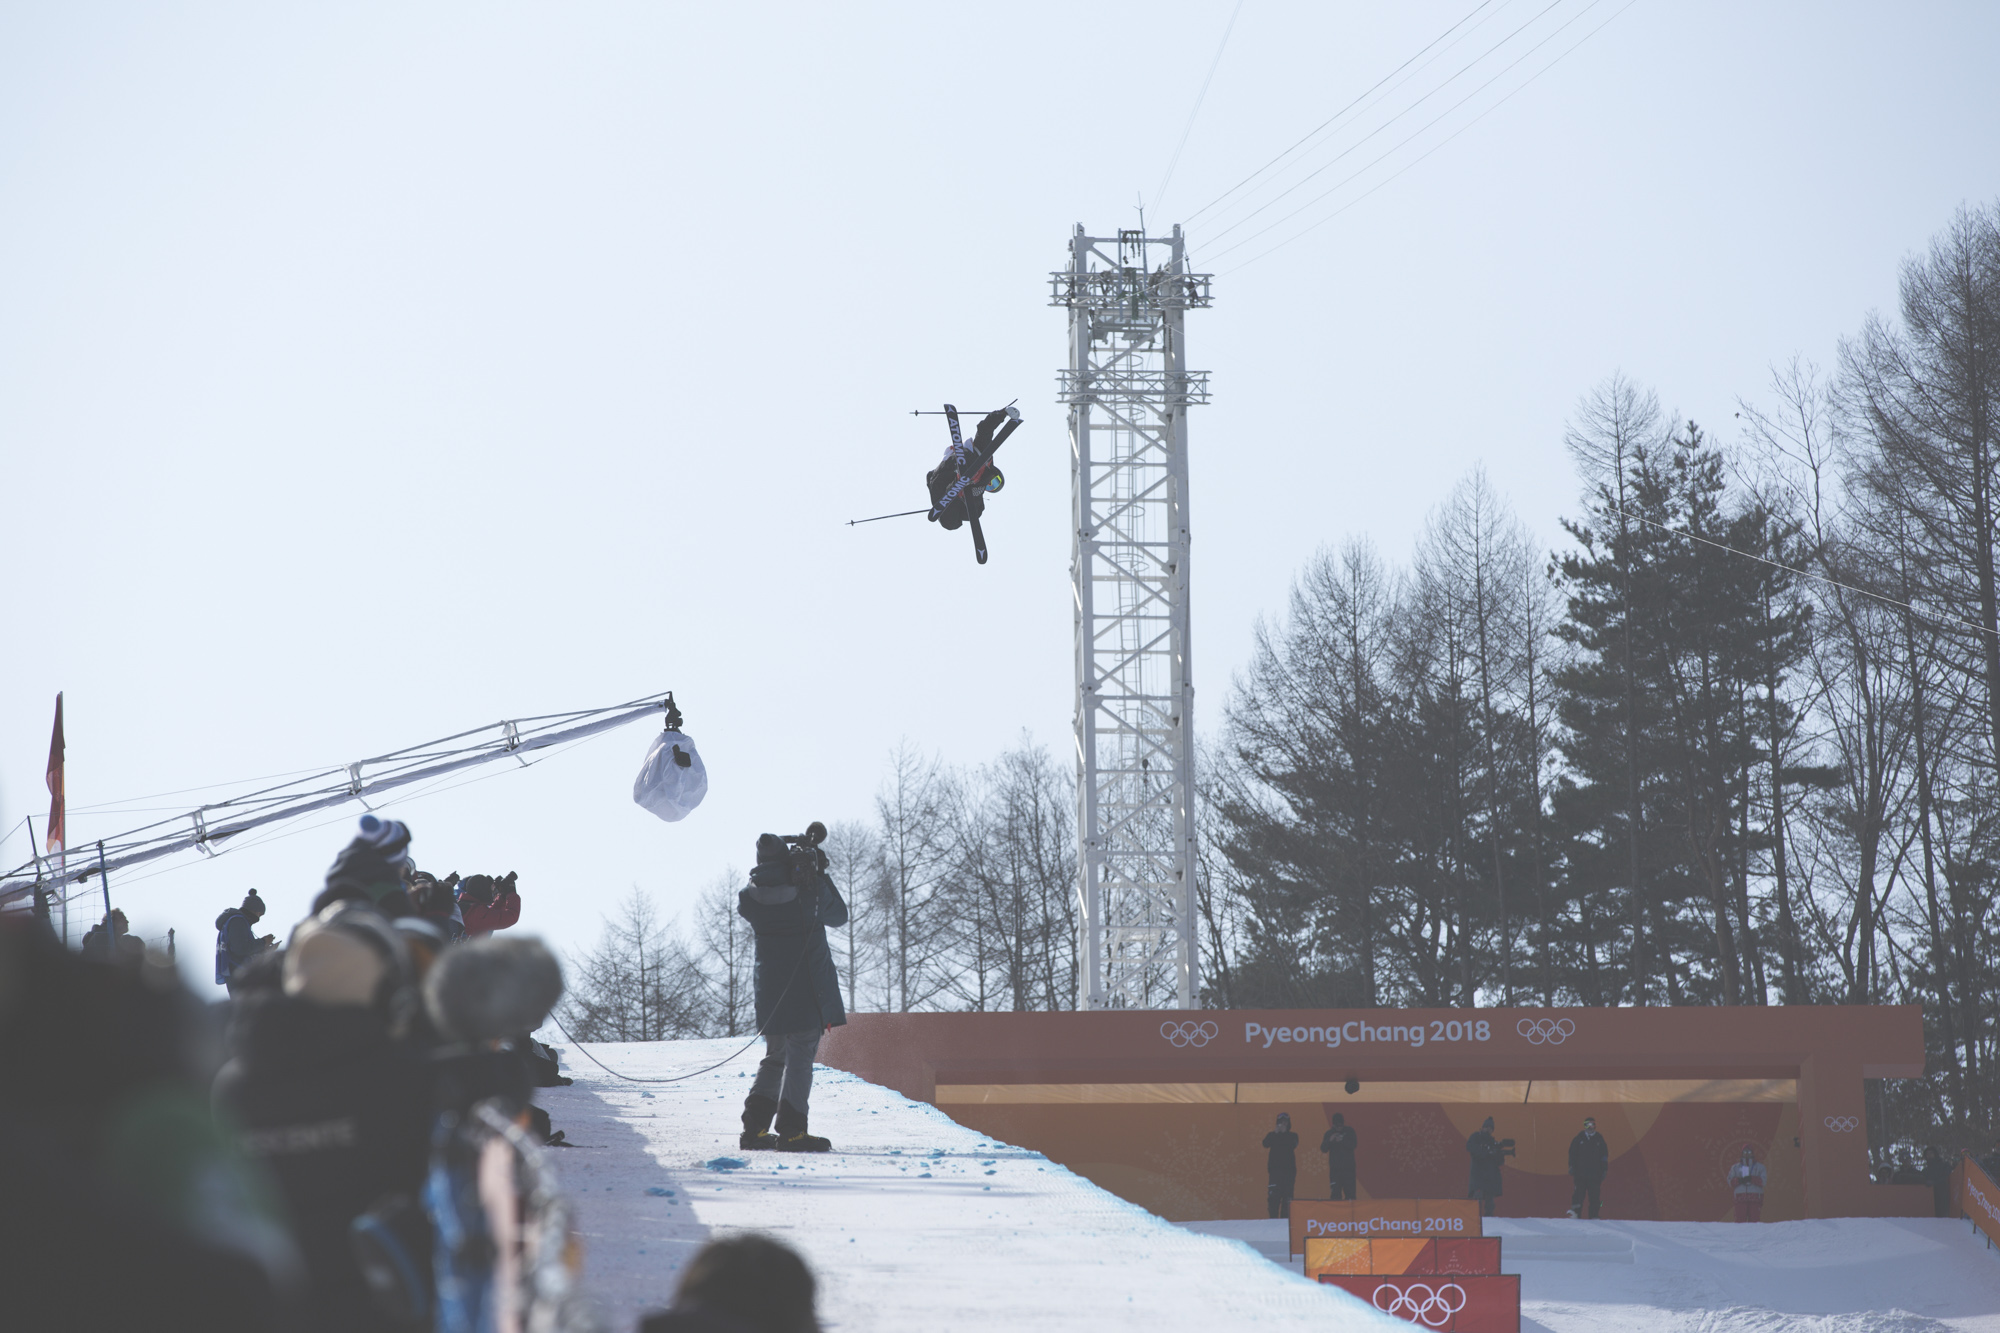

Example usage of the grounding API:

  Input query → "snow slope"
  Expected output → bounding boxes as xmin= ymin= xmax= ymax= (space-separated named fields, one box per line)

xmin=1179 ymin=1216 xmax=2000 ymax=1333
xmin=533 ymin=1037 xmax=1399 ymax=1332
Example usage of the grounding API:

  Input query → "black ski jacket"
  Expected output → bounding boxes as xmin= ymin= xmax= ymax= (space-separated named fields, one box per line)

xmin=212 ymin=993 xmax=430 ymax=1333
xmin=1322 ymin=1124 xmax=1359 ymax=1174
xmin=1262 ymin=1130 xmax=1299 ymax=1179
xmin=1568 ymin=1129 xmax=1609 ymax=1181
xmin=1466 ymin=1130 xmax=1507 ymax=1197
xmin=738 ymin=858 xmax=848 ymax=1037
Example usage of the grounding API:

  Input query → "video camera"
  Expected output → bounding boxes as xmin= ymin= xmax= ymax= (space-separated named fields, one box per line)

xmin=1498 ymin=1138 xmax=1518 ymax=1158
xmin=778 ymin=822 xmax=829 ymax=874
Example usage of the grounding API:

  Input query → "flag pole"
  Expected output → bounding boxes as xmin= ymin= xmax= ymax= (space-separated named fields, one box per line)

xmin=96 ymin=841 xmax=113 ymax=949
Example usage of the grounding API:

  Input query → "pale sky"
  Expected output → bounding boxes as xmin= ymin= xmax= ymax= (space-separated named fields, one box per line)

xmin=3 ymin=1 xmax=1995 ymax=989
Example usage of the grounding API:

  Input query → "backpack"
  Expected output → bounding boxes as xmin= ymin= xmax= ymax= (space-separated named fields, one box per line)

xmin=214 ymin=911 xmax=241 ymax=985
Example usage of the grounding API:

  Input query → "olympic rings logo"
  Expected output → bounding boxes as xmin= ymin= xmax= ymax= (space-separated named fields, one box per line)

xmin=1824 ymin=1116 xmax=1859 ymax=1132
xmin=1371 ymin=1281 xmax=1469 ymax=1327
xmin=1517 ymin=1017 xmax=1576 ymax=1045
xmin=1161 ymin=1020 xmax=1219 ymax=1048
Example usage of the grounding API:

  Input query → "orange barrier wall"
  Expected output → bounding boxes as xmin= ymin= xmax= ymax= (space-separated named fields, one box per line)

xmin=819 ymin=1006 xmax=1927 ymax=1221
xmin=1960 ymin=1153 xmax=2000 ymax=1247
xmin=1291 ymin=1198 xmax=1481 ymax=1256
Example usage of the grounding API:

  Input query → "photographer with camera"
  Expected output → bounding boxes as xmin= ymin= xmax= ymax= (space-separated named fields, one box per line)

xmin=457 ymin=871 xmax=521 ymax=938
xmin=1466 ymin=1116 xmax=1515 ymax=1217
xmin=737 ymin=823 xmax=848 ymax=1154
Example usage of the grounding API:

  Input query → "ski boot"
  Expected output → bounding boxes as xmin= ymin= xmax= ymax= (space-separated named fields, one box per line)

xmin=774 ymin=1101 xmax=831 ymax=1153
xmin=740 ymin=1094 xmax=779 ymax=1151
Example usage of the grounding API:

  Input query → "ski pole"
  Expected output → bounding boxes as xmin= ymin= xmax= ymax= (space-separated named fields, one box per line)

xmin=846 ymin=508 xmax=929 ymax=526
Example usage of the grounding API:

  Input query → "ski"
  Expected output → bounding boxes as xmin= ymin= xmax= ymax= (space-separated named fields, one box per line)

xmin=969 ymin=515 xmax=988 ymax=564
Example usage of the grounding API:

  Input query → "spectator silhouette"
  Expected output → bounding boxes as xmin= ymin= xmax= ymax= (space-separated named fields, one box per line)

xmin=1262 ymin=1112 xmax=1299 ymax=1219
xmin=639 ymin=1233 xmax=820 ymax=1333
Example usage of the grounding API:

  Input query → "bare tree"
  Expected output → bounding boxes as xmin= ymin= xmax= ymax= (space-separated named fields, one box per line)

xmin=873 ymin=741 xmax=958 ymax=1011
xmin=561 ymin=888 xmax=708 ymax=1041
xmin=692 ymin=868 xmax=754 ymax=1036
xmin=821 ymin=819 xmax=881 ymax=1015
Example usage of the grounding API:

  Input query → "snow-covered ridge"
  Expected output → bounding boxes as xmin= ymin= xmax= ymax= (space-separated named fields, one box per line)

xmin=536 ymin=1037 xmax=1398 ymax=1331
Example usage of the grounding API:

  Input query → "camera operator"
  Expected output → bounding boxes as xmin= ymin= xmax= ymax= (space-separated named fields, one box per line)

xmin=736 ymin=824 xmax=847 ymax=1154
xmin=1466 ymin=1116 xmax=1515 ymax=1217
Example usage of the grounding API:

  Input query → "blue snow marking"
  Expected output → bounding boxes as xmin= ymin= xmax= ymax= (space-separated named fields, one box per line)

xmin=705 ymin=1157 xmax=750 ymax=1172
xmin=984 ymin=1170 xmax=997 ymax=1176
xmin=639 ymin=1091 xmax=655 ymax=1099
xmin=919 ymin=1172 xmax=932 ymax=1178
xmin=645 ymin=1186 xmax=675 ymax=1196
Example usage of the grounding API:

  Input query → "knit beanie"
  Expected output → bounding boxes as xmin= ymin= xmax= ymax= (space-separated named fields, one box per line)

xmin=323 ymin=815 xmax=414 ymax=906
xmin=755 ymin=834 xmax=787 ymax=865
xmin=242 ymin=889 xmax=266 ymax=917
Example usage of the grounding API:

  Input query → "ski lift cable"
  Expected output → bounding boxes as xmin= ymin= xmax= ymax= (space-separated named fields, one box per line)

xmin=1198 ymin=0 xmax=1565 ymax=248
xmin=1202 ymin=0 xmax=1601 ymax=265
xmin=1149 ymin=0 xmax=1248 ymax=218
xmin=1599 ymin=501 xmax=2000 ymax=642
xmin=0 ymin=693 xmax=676 ymax=903
xmin=1213 ymin=0 xmax=1637 ymax=274
xmin=1183 ymin=0 xmax=1502 ymax=226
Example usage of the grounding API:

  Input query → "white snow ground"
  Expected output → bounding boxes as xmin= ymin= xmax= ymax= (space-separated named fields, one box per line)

xmin=1181 ymin=1217 xmax=2000 ymax=1333
xmin=533 ymin=1037 xmax=1400 ymax=1332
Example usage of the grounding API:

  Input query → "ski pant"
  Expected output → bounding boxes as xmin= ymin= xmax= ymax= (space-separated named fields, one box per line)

xmin=750 ymin=1029 xmax=821 ymax=1116
xmin=1267 ymin=1171 xmax=1295 ymax=1220
xmin=1570 ymin=1177 xmax=1602 ymax=1219
xmin=1329 ymin=1167 xmax=1357 ymax=1201
xmin=1472 ymin=1189 xmax=1497 ymax=1217
xmin=1733 ymin=1193 xmax=1763 ymax=1223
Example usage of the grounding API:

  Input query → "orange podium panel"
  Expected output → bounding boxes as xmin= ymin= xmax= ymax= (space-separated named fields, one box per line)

xmin=1292 ymin=1198 xmax=1477 ymax=1256
xmin=1302 ymin=1238 xmax=1373 ymax=1279
xmin=1371 ymin=1239 xmax=1437 ymax=1275
xmin=1303 ymin=1237 xmax=1441 ymax=1279
xmin=1319 ymin=1274 xmax=1521 ymax=1332
xmin=1433 ymin=1236 xmax=1502 ymax=1276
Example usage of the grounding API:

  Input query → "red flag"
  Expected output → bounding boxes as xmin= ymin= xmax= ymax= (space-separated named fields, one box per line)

xmin=45 ymin=693 xmax=64 ymax=858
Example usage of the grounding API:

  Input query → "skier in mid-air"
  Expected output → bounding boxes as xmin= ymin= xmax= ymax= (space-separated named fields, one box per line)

xmin=924 ymin=403 xmax=1022 ymax=564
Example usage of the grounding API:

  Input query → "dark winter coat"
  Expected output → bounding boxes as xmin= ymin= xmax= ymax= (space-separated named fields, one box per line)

xmin=1262 ymin=1130 xmax=1299 ymax=1180
xmin=215 ymin=909 xmax=263 ymax=984
xmin=1568 ymin=1129 xmax=1609 ymax=1182
xmin=1322 ymin=1124 xmax=1358 ymax=1175
xmin=738 ymin=856 xmax=848 ymax=1037
xmin=212 ymin=993 xmax=431 ymax=1333
xmin=1466 ymin=1129 xmax=1507 ymax=1197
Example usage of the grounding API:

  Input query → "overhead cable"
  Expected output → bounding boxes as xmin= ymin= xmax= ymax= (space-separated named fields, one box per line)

xmin=1221 ymin=0 xmax=1642 ymax=273
xmin=1185 ymin=0 xmax=1502 ymax=227
xmin=1151 ymin=0 xmax=1248 ymax=218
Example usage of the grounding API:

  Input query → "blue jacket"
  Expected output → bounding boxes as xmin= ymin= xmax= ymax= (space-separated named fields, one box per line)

xmin=214 ymin=909 xmax=261 ymax=985
xmin=737 ymin=858 xmax=848 ymax=1037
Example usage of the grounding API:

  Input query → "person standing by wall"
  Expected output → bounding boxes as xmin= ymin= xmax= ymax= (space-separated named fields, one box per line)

xmin=1262 ymin=1113 xmax=1299 ymax=1220
xmin=1729 ymin=1145 xmax=1767 ymax=1222
xmin=1567 ymin=1116 xmax=1609 ymax=1218
xmin=1321 ymin=1113 xmax=1358 ymax=1201
xmin=1466 ymin=1117 xmax=1513 ymax=1217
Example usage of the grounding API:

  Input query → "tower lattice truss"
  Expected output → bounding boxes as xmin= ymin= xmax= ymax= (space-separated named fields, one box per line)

xmin=1053 ymin=225 xmax=1211 ymax=1010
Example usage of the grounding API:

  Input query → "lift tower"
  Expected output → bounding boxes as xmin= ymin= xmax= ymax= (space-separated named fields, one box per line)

xmin=1052 ymin=225 xmax=1211 ymax=1010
